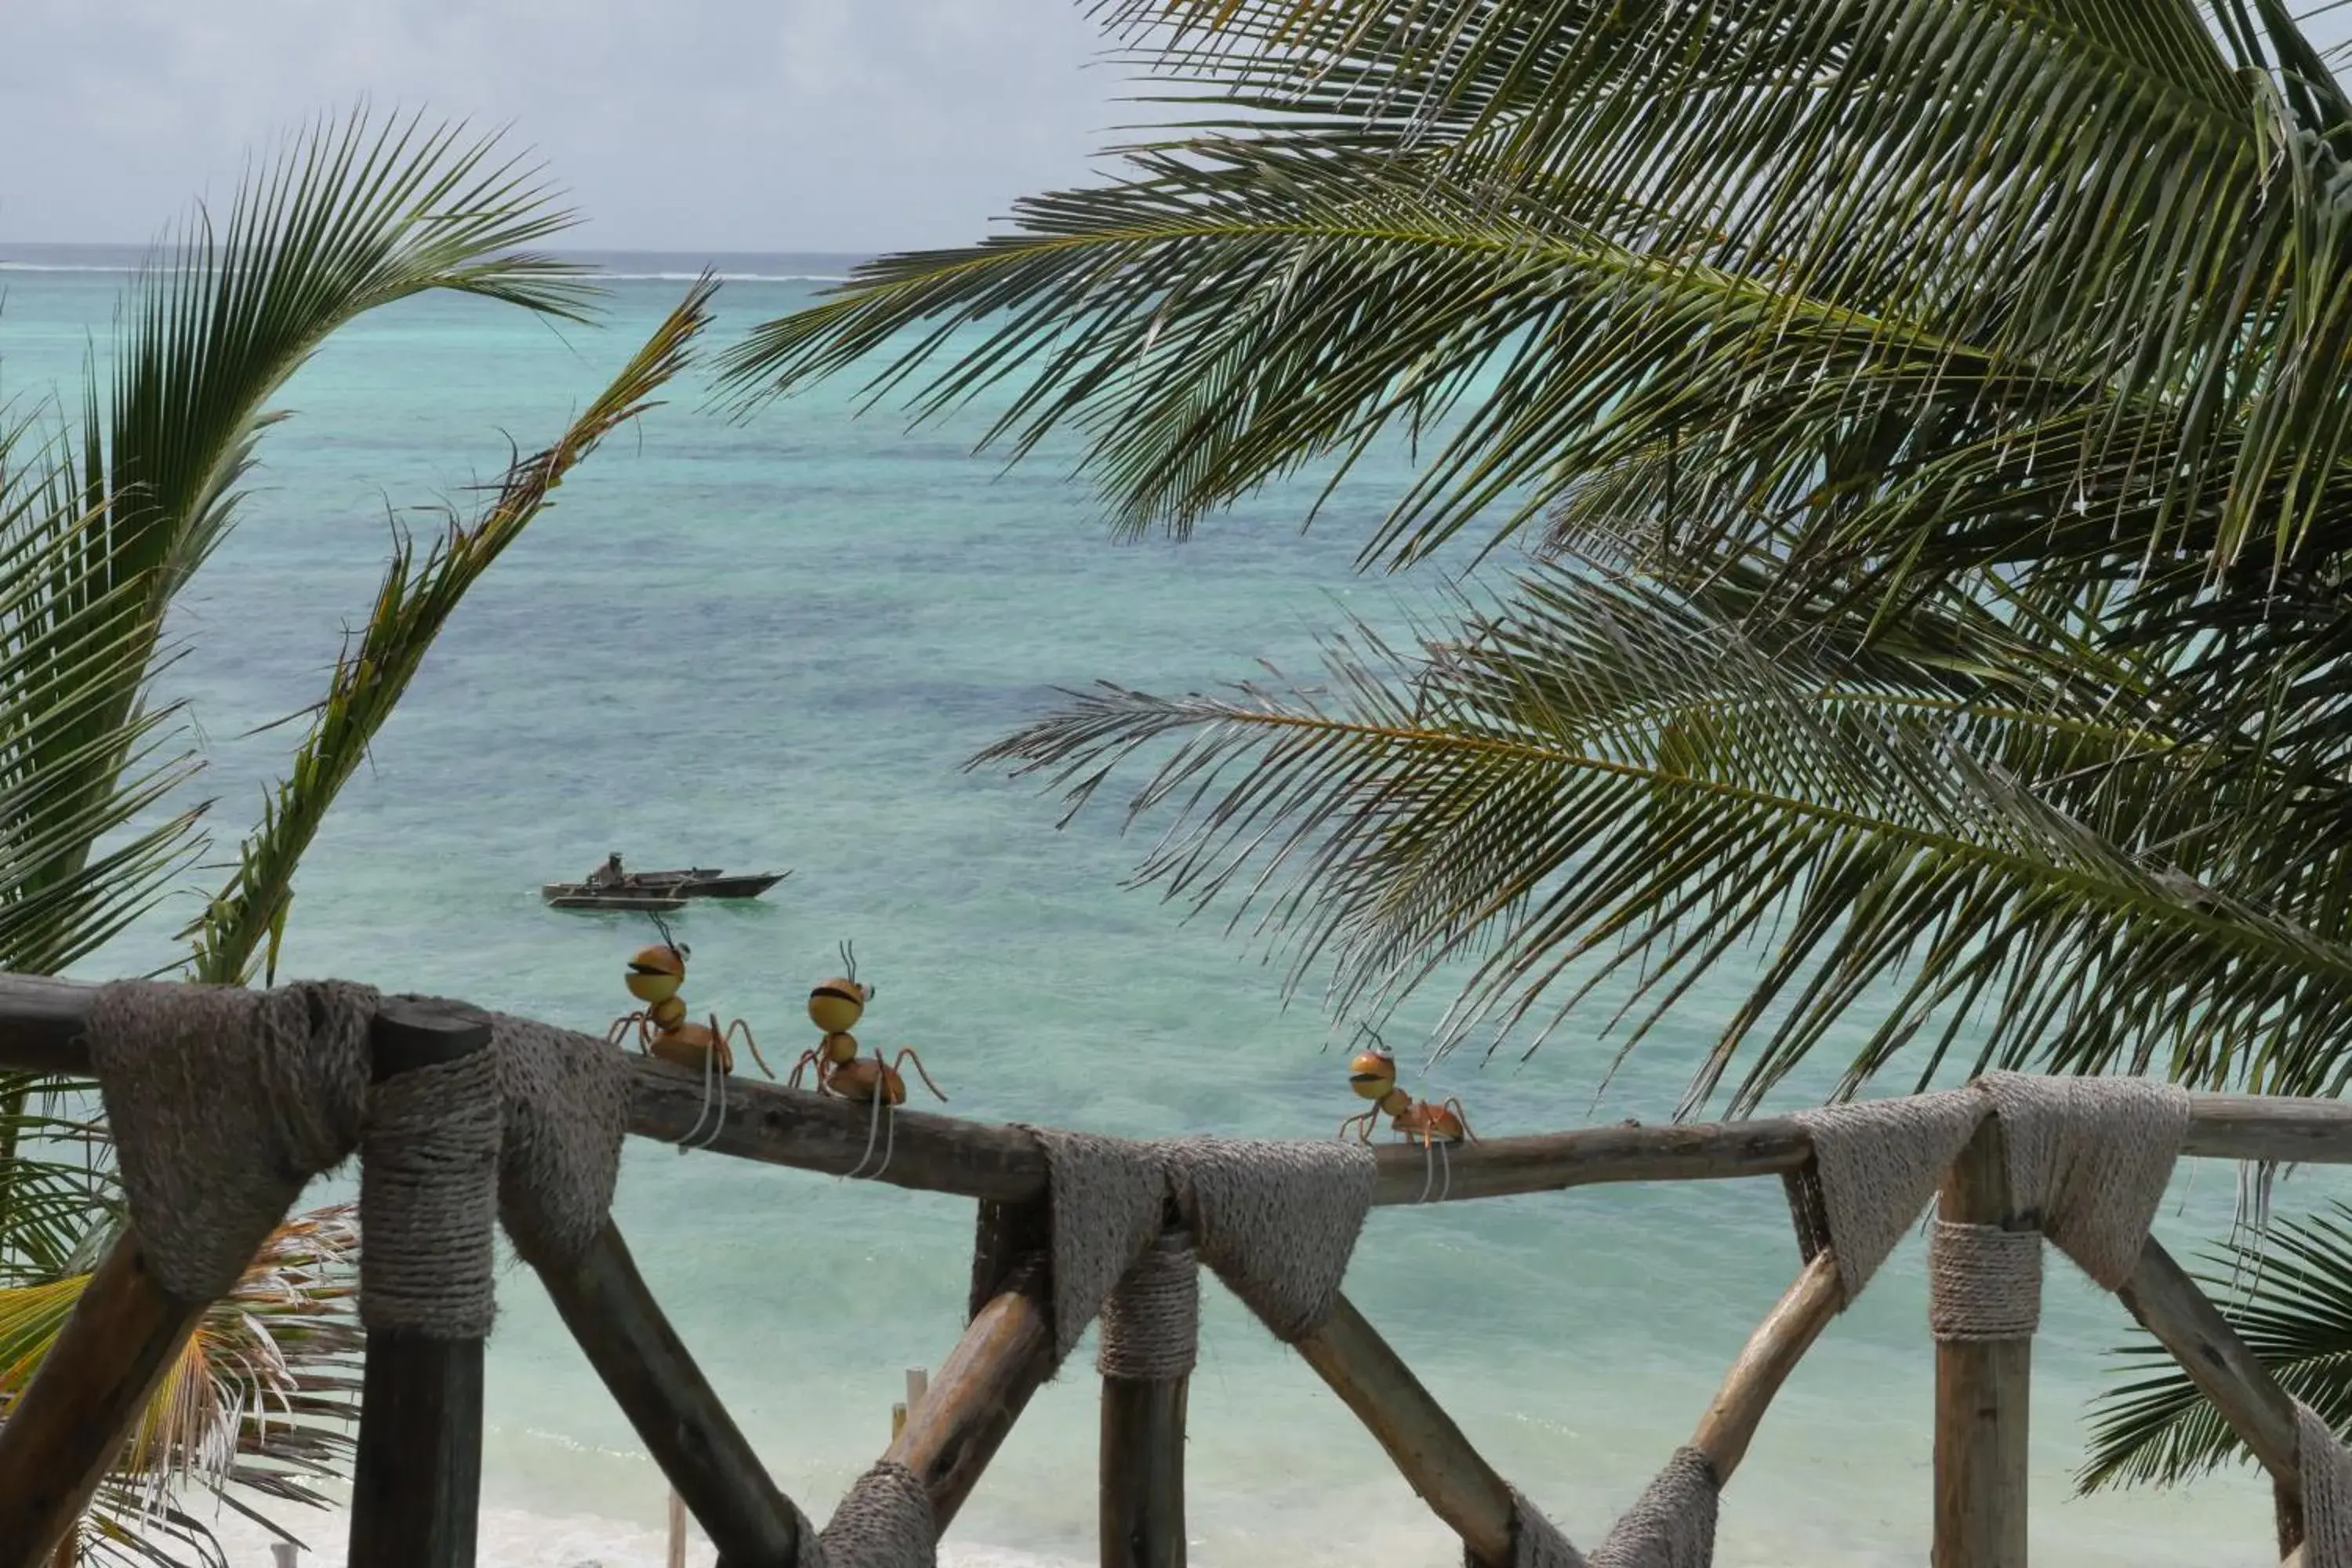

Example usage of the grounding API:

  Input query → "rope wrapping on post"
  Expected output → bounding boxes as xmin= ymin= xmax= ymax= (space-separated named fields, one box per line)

xmin=1926 ymin=1221 xmax=2041 ymax=1342
xmin=88 ymin=979 xmax=377 ymax=1303
xmin=1492 ymin=1449 xmax=1722 ymax=1568
xmin=812 ymin=1459 xmax=937 ymax=1568
xmin=1097 ymin=1238 xmax=1199 ymax=1381
xmin=2297 ymin=1403 xmax=2352 ymax=1568
xmin=358 ymin=1046 xmax=502 ymax=1337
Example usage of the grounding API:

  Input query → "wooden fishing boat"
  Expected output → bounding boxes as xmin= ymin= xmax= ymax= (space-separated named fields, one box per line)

xmin=539 ymin=867 xmax=789 ymax=911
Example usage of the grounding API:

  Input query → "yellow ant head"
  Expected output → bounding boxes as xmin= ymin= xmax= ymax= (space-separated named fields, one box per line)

xmin=821 ymin=1030 xmax=860 ymax=1065
xmin=626 ymin=944 xmax=685 ymax=1003
xmin=808 ymin=978 xmax=866 ymax=1034
xmin=1347 ymin=1049 xmax=1398 ymax=1102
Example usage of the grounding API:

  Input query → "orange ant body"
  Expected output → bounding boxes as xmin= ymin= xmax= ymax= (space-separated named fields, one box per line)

xmin=608 ymin=918 xmax=773 ymax=1081
xmin=1338 ymin=1036 xmax=1473 ymax=1147
xmin=787 ymin=942 xmax=946 ymax=1106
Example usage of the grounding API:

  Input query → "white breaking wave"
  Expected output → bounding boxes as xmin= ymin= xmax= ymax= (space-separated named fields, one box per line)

xmin=202 ymin=1502 xmax=1076 ymax=1568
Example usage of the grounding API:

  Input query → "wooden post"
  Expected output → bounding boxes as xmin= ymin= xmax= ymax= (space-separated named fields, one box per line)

xmin=907 ymin=1366 xmax=930 ymax=1414
xmin=887 ymin=1261 xmax=1060 ymax=1530
xmin=532 ymin=1221 xmax=811 ymax=1564
xmin=1292 ymin=1293 xmax=1515 ymax=1567
xmin=666 ymin=1489 xmax=687 ymax=1568
xmin=1933 ymin=1119 xmax=2029 ymax=1568
xmin=891 ymin=1403 xmax=909 ymax=1440
xmin=1100 ymin=1232 xmax=1192 ymax=1568
xmin=348 ymin=997 xmax=498 ymax=1568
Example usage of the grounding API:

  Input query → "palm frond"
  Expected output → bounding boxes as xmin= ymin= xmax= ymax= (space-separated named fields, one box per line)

xmin=15 ymin=109 xmax=592 ymax=971
xmin=16 ymin=1208 xmax=361 ymax=1566
xmin=975 ymin=562 xmax=2352 ymax=1110
xmin=184 ymin=277 xmax=717 ymax=984
xmin=2082 ymin=1203 xmax=2352 ymax=1490
xmin=727 ymin=0 xmax=2352 ymax=590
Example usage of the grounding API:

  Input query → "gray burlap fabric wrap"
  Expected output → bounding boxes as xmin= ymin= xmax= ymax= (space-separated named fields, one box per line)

xmin=1160 ymin=1135 xmax=1374 ymax=1341
xmin=89 ymin=978 xmax=378 ymax=1302
xmin=1023 ymin=1127 xmax=1167 ymax=1360
xmin=1789 ymin=1088 xmax=1984 ymax=1303
xmin=1018 ymin=1130 xmax=1374 ymax=1364
xmin=1590 ymin=1447 xmax=1719 ymax=1568
xmin=490 ymin=1012 xmax=633 ymax=1270
xmin=1789 ymin=1073 xmax=2190 ymax=1316
xmin=360 ymin=1048 xmax=502 ymax=1337
xmin=1499 ymin=1488 xmax=1586 ymax=1568
xmin=1098 ymin=1240 xmax=1200 ymax=1381
xmin=1494 ymin=1450 xmax=1720 ymax=1568
xmin=2299 ymin=1403 xmax=2352 ymax=1568
xmin=814 ymin=1459 xmax=936 ymax=1568
xmin=87 ymin=982 xmax=633 ymax=1325
xmin=1974 ymin=1072 xmax=2189 ymax=1290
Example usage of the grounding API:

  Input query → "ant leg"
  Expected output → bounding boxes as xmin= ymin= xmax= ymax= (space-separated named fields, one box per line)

xmin=726 ymin=1019 xmax=775 ymax=1080
xmin=845 ymin=1089 xmax=887 ymax=1181
xmin=786 ymin=1049 xmax=822 ymax=1091
xmin=687 ymin=1046 xmax=731 ymax=1152
xmin=1438 ymin=1140 xmax=1453 ymax=1203
xmin=1417 ymin=1138 xmax=1435 ymax=1205
xmin=606 ymin=1012 xmax=646 ymax=1050
xmin=889 ymin=1048 xmax=947 ymax=1102
xmin=677 ymin=1041 xmax=719 ymax=1152
xmin=1336 ymin=1110 xmax=1375 ymax=1142
xmin=1446 ymin=1098 xmax=1476 ymax=1142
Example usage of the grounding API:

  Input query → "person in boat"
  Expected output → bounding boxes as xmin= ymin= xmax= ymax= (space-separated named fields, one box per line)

xmin=586 ymin=851 xmax=628 ymax=890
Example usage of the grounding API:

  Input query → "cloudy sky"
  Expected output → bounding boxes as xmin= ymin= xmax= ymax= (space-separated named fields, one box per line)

xmin=0 ymin=0 xmax=1134 ymax=254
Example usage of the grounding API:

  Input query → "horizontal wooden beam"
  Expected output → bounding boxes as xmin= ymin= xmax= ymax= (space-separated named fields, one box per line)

xmin=1292 ymin=1293 xmax=1516 ymax=1567
xmin=9 ymin=976 xmax=2352 ymax=1208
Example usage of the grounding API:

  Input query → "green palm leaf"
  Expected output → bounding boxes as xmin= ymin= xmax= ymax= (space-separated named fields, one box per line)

xmin=185 ymin=277 xmax=717 ymax=984
xmin=2083 ymin=1203 xmax=2352 ymax=1491
xmin=975 ymin=563 xmax=2352 ymax=1109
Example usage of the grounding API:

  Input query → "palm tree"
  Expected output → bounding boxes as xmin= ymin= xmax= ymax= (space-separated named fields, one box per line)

xmin=720 ymin=0 xmax=2352 ymax=1490
xmin=0 ymin=112 xmax=714 ymax=1561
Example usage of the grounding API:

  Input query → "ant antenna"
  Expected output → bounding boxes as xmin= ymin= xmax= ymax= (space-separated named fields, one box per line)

xmin=1352 ymin=1021 xmax=1392 ymax=1056
xmin=649 ymin=909 xmax=688 ymax=962
xmin=840 ymin=938 xmax=875 ymax=1000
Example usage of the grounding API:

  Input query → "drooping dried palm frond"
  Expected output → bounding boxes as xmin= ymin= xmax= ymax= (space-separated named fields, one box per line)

xmin=8 ymin=1207 xmax=361 ymax=1566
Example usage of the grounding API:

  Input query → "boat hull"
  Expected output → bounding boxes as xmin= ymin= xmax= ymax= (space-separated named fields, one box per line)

xmin=541 ymin=886 xmax=689 ymax=913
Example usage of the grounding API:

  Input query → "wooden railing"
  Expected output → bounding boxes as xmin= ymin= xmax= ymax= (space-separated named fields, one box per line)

xmin=0 ymin=971 xmax=2336 ymax=1568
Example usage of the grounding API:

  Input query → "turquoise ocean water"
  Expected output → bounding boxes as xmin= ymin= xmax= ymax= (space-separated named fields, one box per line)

xmin=0 ymin=243 xmax=2325 ymax=1565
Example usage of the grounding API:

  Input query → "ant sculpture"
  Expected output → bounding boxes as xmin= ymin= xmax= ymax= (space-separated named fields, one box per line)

xmin=608 ymin=913 xmax=775 ymax=1081
xmin=1338 ymin=1027 xmax=1474 ymax=1146
xmin=1339 ymin=1027 xmax=1475 ymax=1203
xmin=789 ymin=941 xmax=946 ymax=1107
